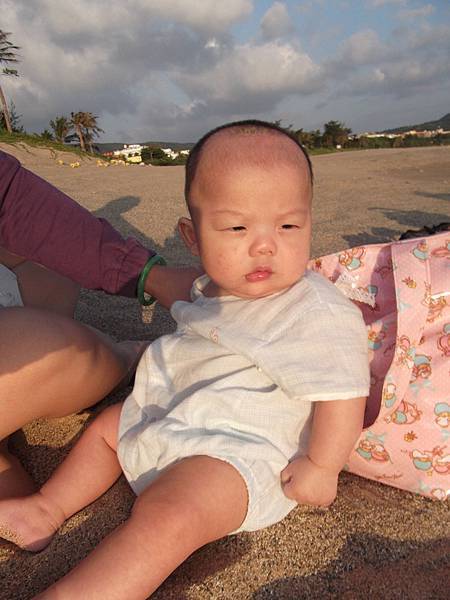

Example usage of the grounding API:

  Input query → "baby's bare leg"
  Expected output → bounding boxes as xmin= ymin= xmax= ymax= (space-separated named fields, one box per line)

xmin=39 ymin=456 xmax=248 ymax=599
xmin=0 ymin=403 xmax=123 ymax=551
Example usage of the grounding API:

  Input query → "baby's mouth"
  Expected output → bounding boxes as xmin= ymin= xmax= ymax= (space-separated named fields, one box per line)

xmin=245 ymin=267 xmax=273 ymax=282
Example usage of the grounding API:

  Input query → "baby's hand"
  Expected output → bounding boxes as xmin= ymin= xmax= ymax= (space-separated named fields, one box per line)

xmin=280 ymin=455 xmax=338 ymax=507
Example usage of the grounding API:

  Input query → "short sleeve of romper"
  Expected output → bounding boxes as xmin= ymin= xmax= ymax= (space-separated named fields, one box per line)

xmin=251 ymin=270 xmax=370 ymax=402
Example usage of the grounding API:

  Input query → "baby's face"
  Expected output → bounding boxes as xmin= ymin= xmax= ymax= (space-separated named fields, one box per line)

xmin=180 ymin=158 xmax=312 ymax=299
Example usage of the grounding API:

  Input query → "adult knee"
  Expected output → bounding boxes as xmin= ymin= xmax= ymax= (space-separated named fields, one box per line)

xmin=0 ymin=307 xmax=85 ymax=376
xmin=0 ymin=307 xmax=114 ymax=427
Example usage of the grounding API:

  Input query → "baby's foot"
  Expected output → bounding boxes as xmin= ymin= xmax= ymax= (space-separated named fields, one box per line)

xmin=0 ymin=492 xmax=64 ymax=552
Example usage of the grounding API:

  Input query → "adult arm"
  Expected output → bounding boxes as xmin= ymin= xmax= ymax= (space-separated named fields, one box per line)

xmin=0 ymin=152 xmax=160 ymax=296
xmin=0 ymin=151 xmax=200 ymax=305
xmin=0 ymin=150 xmax=151 ymax=297
xmin=144 ymin=264 xmax=201 ymax=306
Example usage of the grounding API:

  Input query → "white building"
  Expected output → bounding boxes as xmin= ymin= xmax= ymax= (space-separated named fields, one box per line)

xmin=113 ymin=144 xmax=146 ymax=163
xmin=161 ymin=148 xmax=190 ymax=160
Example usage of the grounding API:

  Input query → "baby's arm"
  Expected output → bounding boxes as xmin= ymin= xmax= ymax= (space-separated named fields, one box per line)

xmin=281 ymin=396 xmax=366 ymax=507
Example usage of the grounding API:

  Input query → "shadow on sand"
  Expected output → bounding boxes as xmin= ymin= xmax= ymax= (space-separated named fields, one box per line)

xmin=253 ymin=533 xmax=449 ymax=599
xmin=92 ymin=195 xmax=190 ymax=263
xmin=342 ymin=206 xmax=450 ymax=249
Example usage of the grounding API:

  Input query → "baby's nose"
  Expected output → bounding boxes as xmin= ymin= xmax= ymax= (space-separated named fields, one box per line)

xmin=250 ymin=234 xmax=277 ymax=256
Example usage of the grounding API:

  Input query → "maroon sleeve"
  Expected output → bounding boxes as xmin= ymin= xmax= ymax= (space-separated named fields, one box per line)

xmin=0 ymin=150 xmax=153 ymax=296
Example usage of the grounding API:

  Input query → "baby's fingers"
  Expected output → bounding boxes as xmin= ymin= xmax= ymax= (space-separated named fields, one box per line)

xmin=280 ymin=463 xmax=293 ymax=485
xmin=280 ymin=474 xmax=301 ymax=501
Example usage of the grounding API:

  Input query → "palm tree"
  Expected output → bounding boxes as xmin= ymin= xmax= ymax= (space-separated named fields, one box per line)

xmin=70 ymin=112 xmax=87 ymax=151
xmin=50 ymin=115 xmax=71 ymax=143
xmin=40 ymin=129 xmax=53 ymax=141
xmin=81 ymin=112 xmax=104 ymax=153
xmin=0 ymin=30 xmax=20 ymax=134
xmin=70 ymin=111 xmax=104 ymax=152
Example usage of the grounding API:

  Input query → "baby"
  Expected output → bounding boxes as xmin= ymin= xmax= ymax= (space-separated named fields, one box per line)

xmin=0 ymin=120 xmax=370 ymax=598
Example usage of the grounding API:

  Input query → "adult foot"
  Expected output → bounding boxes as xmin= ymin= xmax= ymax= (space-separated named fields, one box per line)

xmin=0 ymin=492 xmax=64 ymax=552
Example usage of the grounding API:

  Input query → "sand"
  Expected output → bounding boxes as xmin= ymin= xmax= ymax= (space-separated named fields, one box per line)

xmin=0 ymin=142 xmax=449 ymax=599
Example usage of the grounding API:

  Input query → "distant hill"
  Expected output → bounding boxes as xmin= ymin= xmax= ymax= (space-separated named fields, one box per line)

xmin=96 ymin=141 xmax=194 ymax=153
xmin=383 ymin=113 xmax=450 ymax=134
xmin=143 ymin=141 xmax=194 ymax=150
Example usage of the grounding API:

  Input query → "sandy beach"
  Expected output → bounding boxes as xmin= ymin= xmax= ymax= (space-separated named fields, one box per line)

xmin=1 ymin=142 xmax=449 ymax=599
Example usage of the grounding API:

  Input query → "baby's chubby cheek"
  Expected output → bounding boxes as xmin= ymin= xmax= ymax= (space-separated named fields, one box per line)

xmin=201 ymin=254 xmax=233 ymax=285
xmin=207 ymin=246 xmax=238 ymax=269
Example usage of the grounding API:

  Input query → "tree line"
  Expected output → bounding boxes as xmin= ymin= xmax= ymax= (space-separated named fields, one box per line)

xmin=277 ymin=120 xmax=450 ymax=150
xmin=276 ymin=119 xmax=351 ymax=149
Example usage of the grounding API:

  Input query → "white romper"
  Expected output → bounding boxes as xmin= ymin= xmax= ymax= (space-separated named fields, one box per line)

xmin=118 ymin=271 xmax=370 ymax=532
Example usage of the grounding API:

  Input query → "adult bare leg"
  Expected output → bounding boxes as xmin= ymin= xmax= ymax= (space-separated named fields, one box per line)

xmin=0 ymin=250 xmax=146 ymax=498
xmin=13 ymin=259 xmax=81 ymax=317
xmin=0 ymin=248 xmax=80 ymax=318
xmin=0 ymin=307 xmax=142 ymax=499
xmin=0 ymin=439 xmax=36 ymax=497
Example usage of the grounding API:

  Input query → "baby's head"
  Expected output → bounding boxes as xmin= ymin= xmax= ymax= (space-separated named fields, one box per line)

xmin=179 ymin=119 xmax=313 ymax=299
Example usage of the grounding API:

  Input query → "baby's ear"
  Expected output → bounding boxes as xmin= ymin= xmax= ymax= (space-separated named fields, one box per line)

xmin=178 ymin=217 xmax=200 ymax=256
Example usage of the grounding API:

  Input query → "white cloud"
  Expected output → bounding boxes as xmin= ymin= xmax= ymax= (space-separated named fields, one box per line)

xmin=328 ymin=29 xmax=387 ymax=70
xmin=318 ymin=20 xmax=450 ymax=111
xmin=374 ymin=68 xmax=386 ymax=82
xmin=176 ymin=42 xmax=322 ymax=105
xmin=26 ymin=0 xmax=254 ymax=37
xmin=205 ymin=38 xmax=220 ymax=49
xmin=381 ymin=58 xmax=448 ymax=88
xmin=37 ymin=0 xmax=133 ymax=37
xmin=369 ymin=0 xmax=406 ymax=7
xmin=148 ymin=0 xmax=254 ymax=32
xmin=260 ymin=2 xmax=295 ymax=40
xmin=298 ymin=0 xmax=326 ymax=12
xmin=404 ymin=24 xmax=450 ymax=50
xmin=398 ymin=4 xmax=435 ymax=19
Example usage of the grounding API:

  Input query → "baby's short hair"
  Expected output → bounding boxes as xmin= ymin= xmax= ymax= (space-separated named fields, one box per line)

xmin=184 ymin=119 xmax=313 ymax=205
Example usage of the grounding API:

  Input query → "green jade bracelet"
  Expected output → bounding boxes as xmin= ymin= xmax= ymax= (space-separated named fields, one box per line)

xmin=137 ymin=254 xmax=167 ymax=306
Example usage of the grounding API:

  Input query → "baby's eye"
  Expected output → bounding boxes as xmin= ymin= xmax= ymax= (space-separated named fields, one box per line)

xmin=230 ymin=226 xmax=246 ymax=231
xmin=281 ymin=224 xmax=299 ymax=230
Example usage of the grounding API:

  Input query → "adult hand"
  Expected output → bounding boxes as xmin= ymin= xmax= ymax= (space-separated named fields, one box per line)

xmin=280 ymin=455 xmax=338 ymax=508
xmin=145 ymin=264 xmax=203 ymax=308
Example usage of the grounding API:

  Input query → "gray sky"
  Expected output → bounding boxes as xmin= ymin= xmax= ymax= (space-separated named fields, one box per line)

xmin=1 ymin=0 xmax=449 ymax=142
